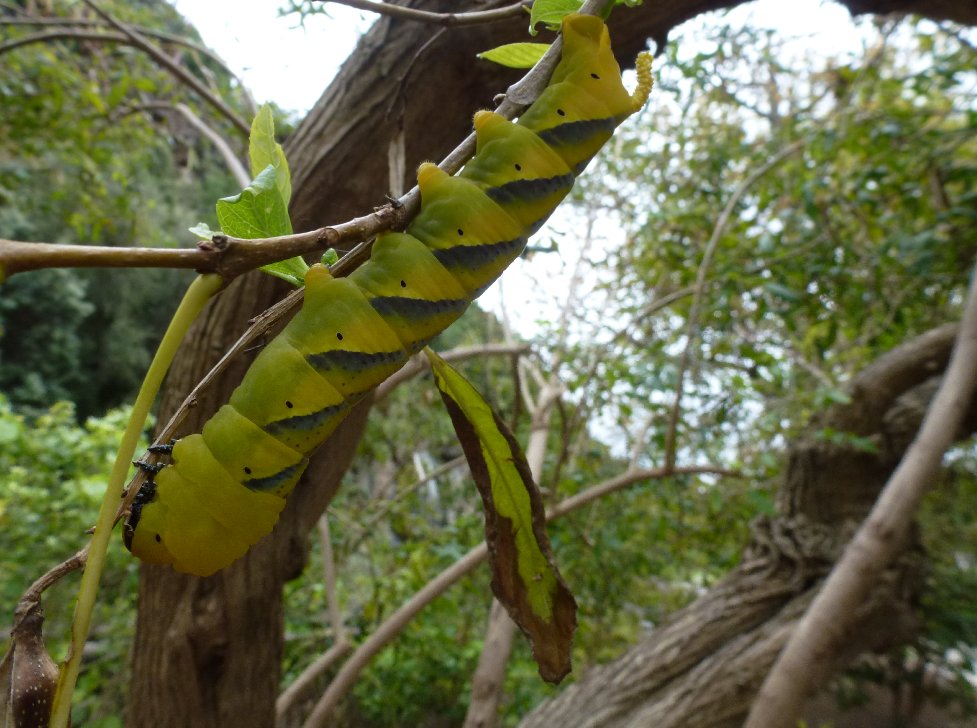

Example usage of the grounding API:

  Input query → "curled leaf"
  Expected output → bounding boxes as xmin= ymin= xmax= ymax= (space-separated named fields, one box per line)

xmin=216 ymin=106 xmax=308 ymax=288
xmin=426 ymin=349 xmax=577 ymax=682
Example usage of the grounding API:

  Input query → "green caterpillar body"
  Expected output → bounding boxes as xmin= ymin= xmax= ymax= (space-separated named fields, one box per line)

xmin=125 ymin=14 xmax=649 ymax=576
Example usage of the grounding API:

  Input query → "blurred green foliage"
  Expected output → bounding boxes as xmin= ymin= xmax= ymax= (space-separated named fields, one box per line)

xmin=0 ymin=394 xmax=138 ymax=725
xmin=0 ymin=0 xmax=253 ymax=418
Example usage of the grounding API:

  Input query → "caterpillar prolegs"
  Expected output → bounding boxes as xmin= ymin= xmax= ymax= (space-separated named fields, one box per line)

xmin=124 ymin=14 xmax=652 ymax=576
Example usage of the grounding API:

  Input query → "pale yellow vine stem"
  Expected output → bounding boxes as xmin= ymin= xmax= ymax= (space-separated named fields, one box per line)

xmin=49 ymin=273 xmax=224 ymax=728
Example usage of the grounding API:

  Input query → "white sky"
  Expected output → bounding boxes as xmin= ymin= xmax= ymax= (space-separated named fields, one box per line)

xmin=170 ymin=0 xmax=372 ymax=114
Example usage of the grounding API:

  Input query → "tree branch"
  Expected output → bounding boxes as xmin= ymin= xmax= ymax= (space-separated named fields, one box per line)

xmin=0 ymin=239 xmax=213 ymax=280
xmin=663 ymin=141 xmax=803 ymax=469
xmin=169 ymin=103 xmax=250 ymax=187
xmin=0 ymin=200 xmax=406 ymax=281
xmin=374 ymin=343 xmax=529 ymax=399
xmin=319 ymin=0 xmax=531 ymax=26
xmin=746 ymin=263 xmax=977 ymax=727
xmin=79 ymin=0 xmax=250 ymax=137
xmin=0 ymin=25 xmax=228 ymax=69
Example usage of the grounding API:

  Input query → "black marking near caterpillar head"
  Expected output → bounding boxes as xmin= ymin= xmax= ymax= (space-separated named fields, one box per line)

xmin=123 ymin=479 xmax=158 ymax=550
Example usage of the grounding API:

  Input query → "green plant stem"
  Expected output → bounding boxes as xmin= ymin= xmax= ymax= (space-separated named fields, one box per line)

xmin=49 ymin=273 xmax=224 ymax=728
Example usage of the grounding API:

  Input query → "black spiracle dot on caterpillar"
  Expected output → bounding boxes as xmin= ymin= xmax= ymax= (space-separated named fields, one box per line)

xmin=457 ymin=228 xmax=464 ymax=236
xmin=591 ymin=72 xmax=600 ymax=80
xmin=244 ymin=466 xmax=252 ymax=475
xmin=285 ymin=400 xmax=294 ymax=409
xmin=400 ymin=279 xmax=407 ymax=288
xmin=336 ymin=332 xmax=344 ymax=341
xmin=514 ymin=163 xmax=522 ymax=172
xmin=155 ymin=534 xmax=161 ymax=543
xmin=557 ymin=108 xmax=566 ymax=116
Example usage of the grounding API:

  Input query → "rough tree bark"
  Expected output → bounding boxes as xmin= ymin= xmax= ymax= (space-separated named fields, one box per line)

xmin=517 ymin=324 xmax=977 ymax=728
xmin=747 ymin=267 xmax=977 ymax=727
xmin=123 ymin=1 xmax=977 ymax=726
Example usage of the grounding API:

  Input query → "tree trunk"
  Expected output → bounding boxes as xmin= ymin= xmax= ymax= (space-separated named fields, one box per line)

xmin=124 ymin=1 xmax=977 ymax=725
xmin=518 ymin=324 xmax=976 ymax=728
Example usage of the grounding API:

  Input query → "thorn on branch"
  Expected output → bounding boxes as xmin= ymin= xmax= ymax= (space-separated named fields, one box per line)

xmin=206 ymin=234 xmax=229 ymax=251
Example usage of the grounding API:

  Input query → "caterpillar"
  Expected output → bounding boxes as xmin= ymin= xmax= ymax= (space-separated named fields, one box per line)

xmin=124 ymin=13 xmax=652 ymax=576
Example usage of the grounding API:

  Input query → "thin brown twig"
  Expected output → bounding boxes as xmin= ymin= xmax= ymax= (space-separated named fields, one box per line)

xmin=80 ymin=0 xmax=250 ymax=137
xmin=663 ymin=141 xmax=803 ymax=470
xmin=0 ymin=200 xmax=406 ymax=281
xmin=0 ymin=239 xmax=215 ymax=279
xmin=0 ymin=23 xmax=239 ymax=73
xmin=317 ymin=516 xmax=346 ymax=643
xmin=18 ymin=548 xmax=88 ymax=614
xmin=319 ymin=0 xmax=530 ymax=26
xmin=163 ymin=103 xmax=250 ymax=187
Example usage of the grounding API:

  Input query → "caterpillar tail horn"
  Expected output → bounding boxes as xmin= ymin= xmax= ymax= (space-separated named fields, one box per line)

xmin=631 ymin=52 xmax=654 ymax=112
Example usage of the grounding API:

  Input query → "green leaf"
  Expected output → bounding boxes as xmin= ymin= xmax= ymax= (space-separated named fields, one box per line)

xmin=187 ymin=222 xmax=216 ymax=239
xmin=216 ymin=164 xmax=292 ymax=240
xmin=232 ymin=106 xmax=304 ymax=285
xmin=133 ymin=77 xmax=156 ymax=93
xmin=81 ymin=84 xmax=106 ymax=114
xmin=425 ymin=349 xmax=577 ymax=683
xmin=260 ymin=258 xmax=309 ymax=288
xmin=259 ymin=249 xmax=308 ymax=288
xmin=249 ymin=104 xmax=291 ymax=205
xmin=477 ymin=42 xmax=550 ymax=69
xmin=106 ymin=76 xmax=130 ymax=109
xmin=528 ymin=0 xmax=581 ymax=34
xmin=215 ymin=163 xmax=307 ymax=286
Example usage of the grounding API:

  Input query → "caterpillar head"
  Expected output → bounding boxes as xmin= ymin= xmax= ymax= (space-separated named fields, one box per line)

xmin=516 ymin=14 xmax=635 ymax=172
xmin=552 ymin=14 xmax=634 ymax=117
xmin=125 ymin=490 xmax=176 ymax=569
